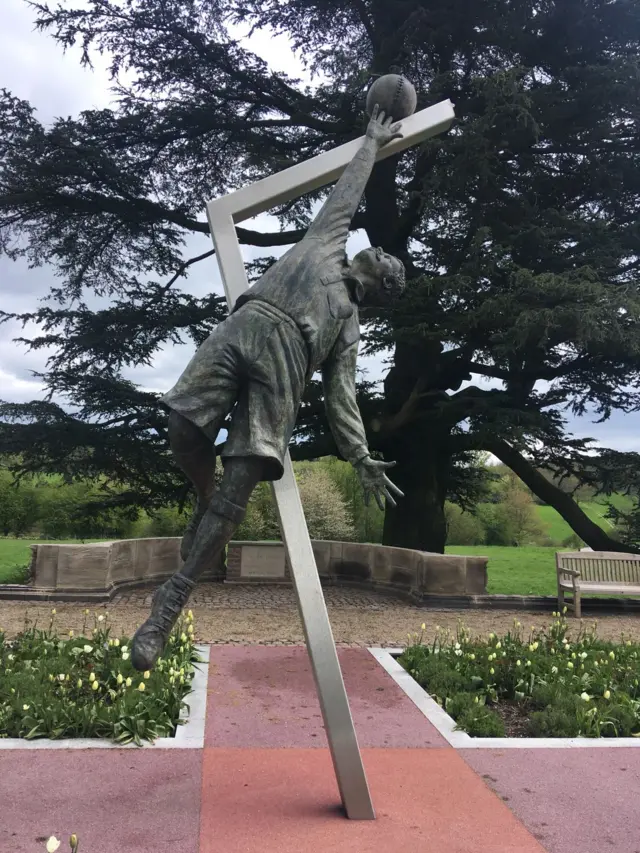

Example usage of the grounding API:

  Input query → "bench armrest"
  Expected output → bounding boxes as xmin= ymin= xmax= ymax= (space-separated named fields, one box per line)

xmin=557 ymin=567 xmax=581 ymax=577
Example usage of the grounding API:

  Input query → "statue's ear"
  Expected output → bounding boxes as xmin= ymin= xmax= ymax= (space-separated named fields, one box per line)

xmin=349 ymin=276 xmax=366 ymax=304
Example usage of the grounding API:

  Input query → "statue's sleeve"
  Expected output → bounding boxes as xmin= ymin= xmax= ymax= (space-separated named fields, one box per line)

xmin=305 ymin=136 xmax=378 ymax=251
xmin=321 ymin=323 xmax=370 ymax=466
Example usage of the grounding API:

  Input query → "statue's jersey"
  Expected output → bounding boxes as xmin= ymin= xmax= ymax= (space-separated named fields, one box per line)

xmin=233 ymin=146 xmax=376 ymax=375
xmin=163 ymin=144 xmax=378 ymax=477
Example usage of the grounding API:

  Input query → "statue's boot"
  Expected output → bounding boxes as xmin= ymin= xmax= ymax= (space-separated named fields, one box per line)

xmin=131 ymin=573 xmax=195 ymax=671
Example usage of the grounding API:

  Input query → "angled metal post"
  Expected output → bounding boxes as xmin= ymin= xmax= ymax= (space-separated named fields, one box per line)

xmin=205 ymin=99 xmax=456 ymax=820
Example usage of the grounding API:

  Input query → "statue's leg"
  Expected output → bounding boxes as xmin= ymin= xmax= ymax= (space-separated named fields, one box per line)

xmin=167 ymin=409 xmax=217 ymax=561
xmin=131 ymin=456 xmax=265 ymax=671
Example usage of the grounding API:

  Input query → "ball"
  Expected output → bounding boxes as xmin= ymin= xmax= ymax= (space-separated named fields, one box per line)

xmin=366 ymin=74 xmax=417 ymax=121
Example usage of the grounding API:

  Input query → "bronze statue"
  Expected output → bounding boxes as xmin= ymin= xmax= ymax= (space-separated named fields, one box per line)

xmin=132 ymin=106 xmax=406 ymax=671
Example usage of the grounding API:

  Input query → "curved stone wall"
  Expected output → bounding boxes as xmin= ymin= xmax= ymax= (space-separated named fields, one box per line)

xmin=9 ymin=537 xmax=487 ymax=602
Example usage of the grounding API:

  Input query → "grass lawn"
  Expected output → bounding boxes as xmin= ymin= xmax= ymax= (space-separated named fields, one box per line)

xmin=535 ymin=499 xmax=624 ymax=543
xmin=0 ymin=538 xmax=105 ymax=584
xmin=447 ymin=545 xmax=558 ymax=596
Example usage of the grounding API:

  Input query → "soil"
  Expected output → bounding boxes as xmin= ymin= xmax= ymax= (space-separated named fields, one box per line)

xmin=0 ymin=583 xmax=639 ymax=647
xmin=490 ymin=700 xmax=532 ymax=738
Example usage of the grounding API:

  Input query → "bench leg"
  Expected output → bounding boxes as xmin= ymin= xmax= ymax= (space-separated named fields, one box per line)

xmin=574 ymin=587 xmax=581 ymax=620
xmin=557 ymin=585 xmax=565 ymax=612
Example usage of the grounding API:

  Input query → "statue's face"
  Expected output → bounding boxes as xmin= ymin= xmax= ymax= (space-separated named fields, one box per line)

xmin=353 ymin=247 xmax=405 ymax=307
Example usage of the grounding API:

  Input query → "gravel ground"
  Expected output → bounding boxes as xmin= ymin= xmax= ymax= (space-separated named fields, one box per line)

xmin=0 ymin=583 xmax=639 ymax=646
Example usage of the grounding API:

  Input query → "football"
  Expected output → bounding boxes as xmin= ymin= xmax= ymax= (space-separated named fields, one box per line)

xmin=365 ymin=74 xmax=417 ymax=121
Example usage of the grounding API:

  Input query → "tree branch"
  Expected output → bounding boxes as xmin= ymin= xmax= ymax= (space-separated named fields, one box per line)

xmin=369 ymin=378 xmax=432 ymax=435
xmin=483 ymin=437 xmax=639 ymax=554
xmin=159 ymin=248 xmax=216 ymax=296
xmin=469 ymin=357 xmax=593 ymax=382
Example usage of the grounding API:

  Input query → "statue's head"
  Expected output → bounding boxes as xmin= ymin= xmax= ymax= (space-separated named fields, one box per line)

xmin=350 ymin=247 xmax=405 ymax=307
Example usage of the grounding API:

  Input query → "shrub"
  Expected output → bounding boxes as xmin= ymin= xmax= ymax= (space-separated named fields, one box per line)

xmin=236 ymin=463 xmax=355 ymax=542
xmin=445 ymin=502 xmax=486 ymax=546
xmin=136 ymin=506 xmax=189 ymax=538
xmin=457 ymin=706 xmax=505 ymax=737
xmin=318 ymin=456 xmax=384 ymax=543
xmin=445 ymin=691 xmax=478 ymax=718
xmin=562 ymin=533 xmax=584 ymax=549
xmin=527 ymin=707 xmax=580 ymax=738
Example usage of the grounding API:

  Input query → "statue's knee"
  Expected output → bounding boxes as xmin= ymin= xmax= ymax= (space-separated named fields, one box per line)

xmin=209 ymin=492 xmax=247 ymax=526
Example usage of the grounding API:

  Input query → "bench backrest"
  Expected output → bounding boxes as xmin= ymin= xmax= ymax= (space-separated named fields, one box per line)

xmin=557 ymin=551 xmax=640 ymax=584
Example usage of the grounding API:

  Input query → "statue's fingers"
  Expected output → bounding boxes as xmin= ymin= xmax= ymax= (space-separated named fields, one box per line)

xmin=374 ymin=490 xmax=385 ymax=512
xmin=383 ymin=488 xmax=397 ymax=508
xmin=363 ymin=489 xmax=371 ymax=508
xmin=380 ymin=461 xmax=397 ymax=469
xmin=378 ymin=109 xmax=386 ymax=124
xmin=389 ymin=131 xmax=404 ymax=142
xmin=383 ymin=476 xmax=404 ymax=498
xmin=371 ymin=103 xmax=380 ymax=121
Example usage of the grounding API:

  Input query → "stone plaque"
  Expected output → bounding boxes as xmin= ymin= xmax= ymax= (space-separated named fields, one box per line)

xmin=240 ymin=544 xmax=286 ymax=578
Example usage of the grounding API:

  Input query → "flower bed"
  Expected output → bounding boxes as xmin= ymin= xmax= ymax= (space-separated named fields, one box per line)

xmin=0 ymin=608 xmax=199 ymax=745
xmin=398 ymin=612 xmax=640 ymax=738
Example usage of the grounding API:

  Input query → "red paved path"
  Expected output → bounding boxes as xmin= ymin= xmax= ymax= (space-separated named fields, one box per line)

xmin=2 ymin=646 xmax=637 ymax=853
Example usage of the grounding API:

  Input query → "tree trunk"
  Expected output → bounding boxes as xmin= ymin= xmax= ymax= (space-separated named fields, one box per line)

xmin=486 ymin=438 xmax=639 ymax=554
xmin=381 ymin=430 xmax=450 ymax=553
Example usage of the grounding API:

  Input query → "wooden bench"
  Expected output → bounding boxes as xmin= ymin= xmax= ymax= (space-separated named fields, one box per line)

xmin=556 ymin=551 xmax=640 ymax=617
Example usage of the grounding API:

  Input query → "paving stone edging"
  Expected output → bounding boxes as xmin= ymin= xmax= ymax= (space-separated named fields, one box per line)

xmin=370 ymin=647 xmax=640 ymax=749
xmin=0 ymin=645 xmax=209 ymax=750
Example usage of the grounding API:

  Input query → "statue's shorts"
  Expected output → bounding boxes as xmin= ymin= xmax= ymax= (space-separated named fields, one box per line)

xmin=161 ymin=300 xmax=308 ymax=481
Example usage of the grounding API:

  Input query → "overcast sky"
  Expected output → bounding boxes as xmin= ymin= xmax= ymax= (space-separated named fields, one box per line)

xmin=1 ymin=0 xmax=638 ymax=452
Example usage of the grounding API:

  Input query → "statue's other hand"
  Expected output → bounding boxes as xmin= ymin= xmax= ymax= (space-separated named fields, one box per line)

xmin=366 ymin=104 xmax=404 ymax=148
xmin=355 ymin=457 xmax=405 ymax=511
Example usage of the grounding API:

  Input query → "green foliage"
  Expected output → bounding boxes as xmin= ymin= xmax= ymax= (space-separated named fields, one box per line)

xmin=0 ymin=467 xmax=140 ymax=541
xmin=132 ymin=506 xmax=190 ymax=538
xmin=236 ymin=461 xmax=356 ymax=542
xmin=444 ymin=502 xmax=486 ymax=546
xmin=527 ymin=707 xmax=581 ymax=738
xmin=0 ymin=468 xmax=39 ymax=537
xmin=456 ymin=705 xmax=506 ymax=738
xmin=561 ymin=533 xmax=584 ymax=550
xmin=0 ymin=610 xmax=200 ymax=745
xmin=399 ymin=615 xmax=640 ymax=738
xmin=317 ymin=457 xmax=384 ymax=543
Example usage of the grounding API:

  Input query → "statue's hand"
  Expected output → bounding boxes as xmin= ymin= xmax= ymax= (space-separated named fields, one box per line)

xmin=355 ymin=457 xmax=404 ymax=511
xmin=366 ymin=104 xmax=404 ymax=148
